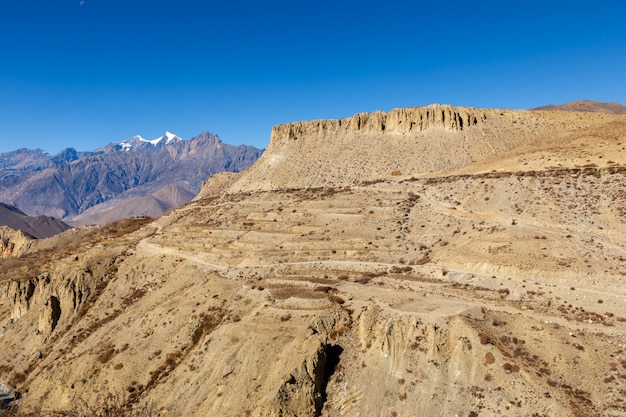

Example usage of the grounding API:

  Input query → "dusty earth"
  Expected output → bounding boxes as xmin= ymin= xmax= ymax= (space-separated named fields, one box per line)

xmin=1 ymin=104 xmax=626 ymax=416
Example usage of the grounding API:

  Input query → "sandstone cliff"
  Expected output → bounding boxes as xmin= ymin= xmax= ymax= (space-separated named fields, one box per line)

xmin=231 ymin=104 xmax=622 ymax=191
xmin=0 ymin=227 xmax=33 ymax=258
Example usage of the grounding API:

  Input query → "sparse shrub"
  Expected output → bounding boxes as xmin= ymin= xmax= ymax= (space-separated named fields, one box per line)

xmin=413 ymin=257 xmax=430 ymax=265
xmin=98 ymin=346 xmax=116 ymax=364
xmin=2 ymin=392 xmax=158 ymax=417
xmin=191 ymin=310 xmax=224 ymax=346
xmin=502 ymin=362 xmax=520 ymax=373
xmin=330 ymin=295 xmax=345 ymax=304
xmin=314 ymin=286 xmax=336 ymax=293
xmin=355 ymin=275 xmax=372 ymax=284
xmin=498 ymin=288 xmax=510 ymax=299
xmin=52 ymin=393 xmax=156 ymax=417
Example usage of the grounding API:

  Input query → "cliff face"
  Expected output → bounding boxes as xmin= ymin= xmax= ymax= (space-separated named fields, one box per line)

xmin=0 ymin=246 xmax=124 ymax=330
xmin=232 ymin=104 xmax=621 ymax=191
xmin=0 ymin=227 xmax=33 ymax=258
xmin=272 ymin=105 xmax=487 ymax=141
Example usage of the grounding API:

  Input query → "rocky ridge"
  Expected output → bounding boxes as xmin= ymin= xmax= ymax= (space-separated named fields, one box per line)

xmin=232 ymin=104 xmax=618 ymax=191
xmin=0 ymin=227 xmax=33 ymax=259
xmin=0 ymin=203 xmax=71 ymax=239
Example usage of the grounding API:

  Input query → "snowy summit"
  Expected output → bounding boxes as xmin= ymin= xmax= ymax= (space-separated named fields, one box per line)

xmin=117 ymin=132 xmax=182 ymax=151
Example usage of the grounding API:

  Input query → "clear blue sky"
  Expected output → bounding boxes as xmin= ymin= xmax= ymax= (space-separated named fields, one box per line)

xmin=1 ymin=0 xmax=625 ymax=154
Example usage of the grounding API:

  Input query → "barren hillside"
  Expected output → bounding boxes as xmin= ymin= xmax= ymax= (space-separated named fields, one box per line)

xmin=1 ymin=105 xmax=625 ymax=417
xmin=533 ymin=100 xmax=626 ymax=114
xmin=0 ymin=203 xmax=71 ymax=239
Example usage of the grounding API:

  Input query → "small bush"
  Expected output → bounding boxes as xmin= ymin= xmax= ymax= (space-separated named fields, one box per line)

xmin=330 ymin=295 xmax=345 ymax=304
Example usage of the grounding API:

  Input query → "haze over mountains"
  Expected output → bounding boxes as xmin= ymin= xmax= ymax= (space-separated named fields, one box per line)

xmin=0 ymin=132 xmax=263 ymax=226
xmin=0 ymin=101 xmax=625 ymax=416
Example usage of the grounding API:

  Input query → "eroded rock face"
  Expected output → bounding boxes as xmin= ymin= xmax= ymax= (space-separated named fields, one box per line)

xmin=232 ymin=104 xmax=622 ymax=191
xmin=272 ymin=105 xmax=487 ymax=141
xmin=1 ymin=249 xmax=123 ymax=336
xmin=0 ymin=227 xmax=33 ymax=259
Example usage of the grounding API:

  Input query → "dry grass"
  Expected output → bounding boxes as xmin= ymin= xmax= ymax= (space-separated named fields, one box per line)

xmin=0 ymin=217 xmax=153 ymax=282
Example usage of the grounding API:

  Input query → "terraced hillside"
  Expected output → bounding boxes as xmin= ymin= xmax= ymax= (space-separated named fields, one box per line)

xmin=0 ymin=105 xmax=625 ymax=416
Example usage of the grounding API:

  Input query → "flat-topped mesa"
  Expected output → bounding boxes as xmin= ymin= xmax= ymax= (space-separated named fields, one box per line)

xmin=271 ymin=104 xmax=487 ymax=143
xmin=228 ymin=104 xmax=622 ymax=192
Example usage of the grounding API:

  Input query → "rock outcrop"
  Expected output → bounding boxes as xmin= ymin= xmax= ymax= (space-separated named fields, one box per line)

xmin=232 ymin=104 xmax=622 ymax=191
xmin=0 ymin=227 xmax=33 ymax=258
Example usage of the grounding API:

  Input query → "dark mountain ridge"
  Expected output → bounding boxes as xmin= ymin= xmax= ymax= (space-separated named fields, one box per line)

xmin=0 ymin=202 xmax=71 ymax=239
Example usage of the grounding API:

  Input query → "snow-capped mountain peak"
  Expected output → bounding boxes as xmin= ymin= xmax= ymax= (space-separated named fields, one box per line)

xmin=113 ymin=132 xmax=181 ymax=151
xmin=163 ymin=131 xmax=181 ymax=144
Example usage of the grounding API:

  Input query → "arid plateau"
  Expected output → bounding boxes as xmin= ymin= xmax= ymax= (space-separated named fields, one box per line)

xmin=1 ymin=103 xmax=626 ymax=416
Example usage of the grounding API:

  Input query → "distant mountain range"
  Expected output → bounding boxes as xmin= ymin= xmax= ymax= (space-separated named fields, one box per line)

xmin=0 ymin=131 xmax=263 ymax=226
xmin=532 ymin=100 xmax=626 ymax=114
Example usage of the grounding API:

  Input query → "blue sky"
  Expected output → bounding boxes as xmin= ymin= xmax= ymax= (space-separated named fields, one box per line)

xmin=1 ymin=0 xmax=625 ymax=154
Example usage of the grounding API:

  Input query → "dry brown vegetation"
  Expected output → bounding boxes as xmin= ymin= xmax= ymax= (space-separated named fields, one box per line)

xmin=0 ymin=217 xmax=153 ymax=282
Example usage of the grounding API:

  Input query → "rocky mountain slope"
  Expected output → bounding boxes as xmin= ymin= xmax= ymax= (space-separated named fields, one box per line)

xmin=66 ymin=183 xmax=197 ymax=226
xmin=0 ymin=132 xmax=263 ymax=225
xmin=1 ymin=104 xmax=625 ymax=416
xmin=0 ymin=203 xmax=71 ymax=239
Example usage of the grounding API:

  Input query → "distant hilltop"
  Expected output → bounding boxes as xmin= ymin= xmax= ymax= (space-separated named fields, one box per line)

xmin=0 ymin=203 xmax=71 ymax=240
xmin=532 ymin=100 xmax=626 ymax=114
